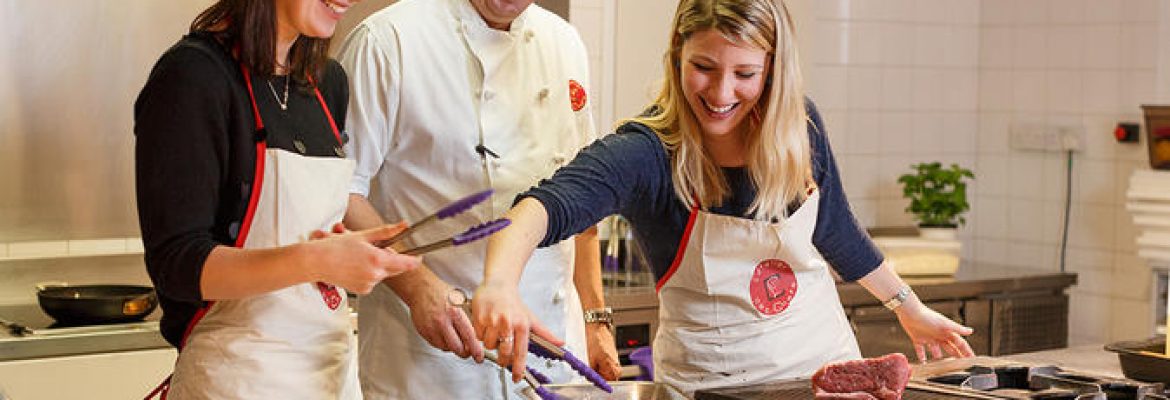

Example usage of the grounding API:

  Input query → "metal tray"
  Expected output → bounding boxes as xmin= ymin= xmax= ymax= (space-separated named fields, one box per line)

xmin=542 ymin=382 xmax=686 ymax=400
xmin=1105 ymin=335 xmax=1170 ymax=385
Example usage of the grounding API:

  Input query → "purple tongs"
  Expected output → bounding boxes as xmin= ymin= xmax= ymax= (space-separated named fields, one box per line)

xmin=482 ymin=352 xmax=561 ymax=400
xmin=481 ymin=335 xmax=612 ymax=400
xmin=374 ymin=189 xmax=510 ymax=255
xmin=529 ymin=335 xmax=614 ymax=395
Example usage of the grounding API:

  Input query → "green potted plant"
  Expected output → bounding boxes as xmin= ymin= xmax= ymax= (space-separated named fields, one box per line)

xmin=897 ymin=162 xmax=975 ymax=240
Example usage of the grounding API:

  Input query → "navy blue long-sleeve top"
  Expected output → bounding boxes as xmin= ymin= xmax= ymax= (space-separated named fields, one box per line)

xmin=520 ymin=101 xmax=883 ymax=282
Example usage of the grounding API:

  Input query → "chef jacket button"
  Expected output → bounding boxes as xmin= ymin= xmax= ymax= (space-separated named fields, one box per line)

xmin=538 ymin=88 xmax=550 ymax=100
xmin=525 ymin=30 xmax=535 ymax=42
xmin=552 ymin=289 xmax=565 ymax=303
xmin=293 ymin=139 xmax=307 ymax=154
xmin=483 ymin=90 xmax=495 ymax=101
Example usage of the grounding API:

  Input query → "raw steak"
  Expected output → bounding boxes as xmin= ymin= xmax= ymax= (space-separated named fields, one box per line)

xmin=811 ymin=353 xmax=911 ymax=400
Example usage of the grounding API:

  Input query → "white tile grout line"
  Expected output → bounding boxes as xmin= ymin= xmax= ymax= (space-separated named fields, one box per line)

xmin=0 ymin=238 xmax=144 ymax=262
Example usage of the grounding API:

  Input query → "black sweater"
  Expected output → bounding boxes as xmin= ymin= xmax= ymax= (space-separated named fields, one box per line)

xmin=134 ymin=32 xmax=348 ymax=347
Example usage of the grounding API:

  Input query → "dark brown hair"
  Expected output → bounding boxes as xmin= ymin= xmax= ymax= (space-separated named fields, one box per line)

xmin=191 ymin=0 xmax=330 ymax=85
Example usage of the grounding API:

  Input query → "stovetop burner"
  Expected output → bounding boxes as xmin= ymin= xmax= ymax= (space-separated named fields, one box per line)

xmin=0 ymin=304 xmax=160 ymax=336
xmin=913 ymin=357 xmax=1168 ymax=399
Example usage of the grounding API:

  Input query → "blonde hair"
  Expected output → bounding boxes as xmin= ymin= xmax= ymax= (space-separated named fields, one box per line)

xmin=629 ymin=0 xmax=810 ymax=222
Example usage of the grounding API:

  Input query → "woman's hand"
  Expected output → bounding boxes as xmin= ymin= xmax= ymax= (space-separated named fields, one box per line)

xmin=471 ymin=282 xmax=564 ymax=383
xmin=585 ymin=323 xmax=622 ymax=381
xmin=894 ymin=300 xmax=975 ymax=363
xmin=305 ymin=222 xmax=421 ymax=294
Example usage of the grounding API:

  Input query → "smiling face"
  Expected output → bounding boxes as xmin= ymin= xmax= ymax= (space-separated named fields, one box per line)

xmin=680 ymin=29 xmax=770 ymax=140
xmin=469 ymin=0 xmax=535 ymax=30
xmin=274 ymin=0 xmax=355 ymax=39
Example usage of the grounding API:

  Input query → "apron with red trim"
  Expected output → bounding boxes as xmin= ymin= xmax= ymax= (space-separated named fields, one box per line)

xmin=147 ymin=64 xmax=358 ymax=400
xmin=653 ymin=190 xmax=861 ymax=396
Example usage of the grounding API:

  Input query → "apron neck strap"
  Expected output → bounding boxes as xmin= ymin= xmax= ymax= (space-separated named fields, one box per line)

xmin=238 ymin=62 xmax=343 ymax=147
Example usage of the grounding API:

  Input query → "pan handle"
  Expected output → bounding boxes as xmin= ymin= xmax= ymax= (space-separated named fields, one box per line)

xmin=123 ymin=294 xmax=155 ymax=316
xmin=35 ymin=281 xmax=69 ymax=292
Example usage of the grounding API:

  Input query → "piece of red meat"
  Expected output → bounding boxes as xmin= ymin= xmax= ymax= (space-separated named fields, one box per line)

xmin=811 ymin=353 xmax=911 ymax=400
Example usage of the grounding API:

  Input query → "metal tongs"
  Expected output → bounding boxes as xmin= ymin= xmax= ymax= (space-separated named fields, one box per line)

xmin=528 ymin=335 xmax=613 ymax=394
xmin=482 ymin=352 xmax=560 ymax=400
xmin=478 ymin=335 xmax=613 ymax=400
xmin=374 ymin=189 xmax=510 ymax=255
xmin=452 ymin=298 xmax=613 ymax=399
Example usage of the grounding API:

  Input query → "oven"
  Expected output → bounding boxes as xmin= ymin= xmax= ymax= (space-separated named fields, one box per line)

xmin=600 ymin=228 xmax=660 ymax=379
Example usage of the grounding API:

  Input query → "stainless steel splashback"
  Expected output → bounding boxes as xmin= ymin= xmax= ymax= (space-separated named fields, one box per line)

xmin=0 ymin=0 xmax=569 ymax=243
xmin=0 ymin=1 xmax=213 ymax=242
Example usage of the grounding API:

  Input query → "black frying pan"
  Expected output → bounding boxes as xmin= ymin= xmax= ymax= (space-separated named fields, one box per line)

xmin=36 ymin=283 xmax=157 ymax=324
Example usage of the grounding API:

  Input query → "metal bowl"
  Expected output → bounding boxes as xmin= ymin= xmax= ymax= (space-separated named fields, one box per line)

xmin=541 ymin=382 xmax=686 ymax=400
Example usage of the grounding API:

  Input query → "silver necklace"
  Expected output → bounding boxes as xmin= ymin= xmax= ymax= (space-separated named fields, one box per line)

xmin=266 ymin=75 xmax=290 ymax=111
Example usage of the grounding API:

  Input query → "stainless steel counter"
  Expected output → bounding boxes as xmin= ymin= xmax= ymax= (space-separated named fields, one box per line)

xmin=838 ymin=262 xmax=1078 ymax=306
xmin=0 ymin=322 xmax=169 ymax=362
xmin=1004 ymin=344 xmax=1124 ymax=378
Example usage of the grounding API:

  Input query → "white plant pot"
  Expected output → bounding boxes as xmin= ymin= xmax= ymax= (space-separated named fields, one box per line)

xmin=919 ymin=227 xmax=958 ymax=240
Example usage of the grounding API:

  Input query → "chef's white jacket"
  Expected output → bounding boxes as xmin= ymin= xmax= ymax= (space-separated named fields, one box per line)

xmin=338 ymin=0 xmax=598 ymax=398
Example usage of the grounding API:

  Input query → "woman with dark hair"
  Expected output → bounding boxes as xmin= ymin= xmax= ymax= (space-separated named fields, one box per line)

xmin=135 ymin=0 xmax=416 ymax=398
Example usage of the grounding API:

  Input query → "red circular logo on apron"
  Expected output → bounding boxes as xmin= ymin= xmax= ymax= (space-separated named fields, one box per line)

xmin=568 ymin=80 xmax=587 ymax=111
xmin=317 ymin=282 xmax=342 ymax=310
xmin=749 ymin=259 xmax=797 ymax=316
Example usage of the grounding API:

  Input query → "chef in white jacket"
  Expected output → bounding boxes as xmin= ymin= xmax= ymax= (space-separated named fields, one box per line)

xmin=337 ymin=0 xmax=621 ymax=398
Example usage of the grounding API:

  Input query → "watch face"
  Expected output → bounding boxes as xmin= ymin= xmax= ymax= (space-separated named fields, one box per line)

xmin=446 ymin=288 xmax=467 ymax=307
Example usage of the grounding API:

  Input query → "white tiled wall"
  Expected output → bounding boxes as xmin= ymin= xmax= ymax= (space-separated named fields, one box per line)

xmin=798 ymin=0 xmax=982 ymax=249
xmin=578 ymin=0 xmax=1167 ymax=347
xmin=789 ymin=0 xmax=1170 ymax=346
xmin=973 ymin=0 xmax=1163 ymax=345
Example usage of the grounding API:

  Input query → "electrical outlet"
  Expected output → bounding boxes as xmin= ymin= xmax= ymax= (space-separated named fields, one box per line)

xmin=1009 ymin=121 xmax=1084 ymax=152
xmin=1056 ymin=125 xmax=1084 ymax=151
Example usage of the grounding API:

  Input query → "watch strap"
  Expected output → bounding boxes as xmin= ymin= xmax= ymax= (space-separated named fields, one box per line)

xmin=583 ymin=307 xmax=613 ymax=325
xmin=883 ymin=286 xmax=913 ymax=311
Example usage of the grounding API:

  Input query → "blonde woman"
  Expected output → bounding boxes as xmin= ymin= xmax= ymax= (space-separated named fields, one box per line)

xmin=470 ymin=0 xmax=974 ymax=396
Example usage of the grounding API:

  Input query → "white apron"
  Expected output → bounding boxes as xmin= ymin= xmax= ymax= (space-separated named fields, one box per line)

xmin=339 ymin=1 xmax=594 ymax=398
xmin=154 ymin=65 xmax=359 ymax=400
xmin=654 ymin=191 xmax=862 ymax=397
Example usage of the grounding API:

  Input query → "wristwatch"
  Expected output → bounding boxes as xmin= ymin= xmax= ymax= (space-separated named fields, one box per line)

xmin=583 ymin=307 xmax=613 ymax=328
xmin=883 ymin=286 xmax=913 ymax=311
xmin=446 ymin=287 xmax=469 ymax=309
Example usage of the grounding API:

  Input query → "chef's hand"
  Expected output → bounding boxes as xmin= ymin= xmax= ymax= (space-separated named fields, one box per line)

xmin=401 ymin=277 xmax=484 ymax=362
xmin=585 ymin=323 xmax=622 ymax=381
xmin=894 ymin=299 xmax=975 ymax=363
xmin=472 ymin=282 xmax=565 ymax=383
xmin=306 ymin=222 xmax=420 ymax=294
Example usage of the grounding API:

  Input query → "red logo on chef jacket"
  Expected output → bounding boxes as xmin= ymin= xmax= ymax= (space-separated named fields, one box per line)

xmin=568 ymin=80 xmax=587 ymax=111
xmin=317 ymin=282 xmax=342 ymax=310
xmin=749 ymin=259 xmax=797 ymax=316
